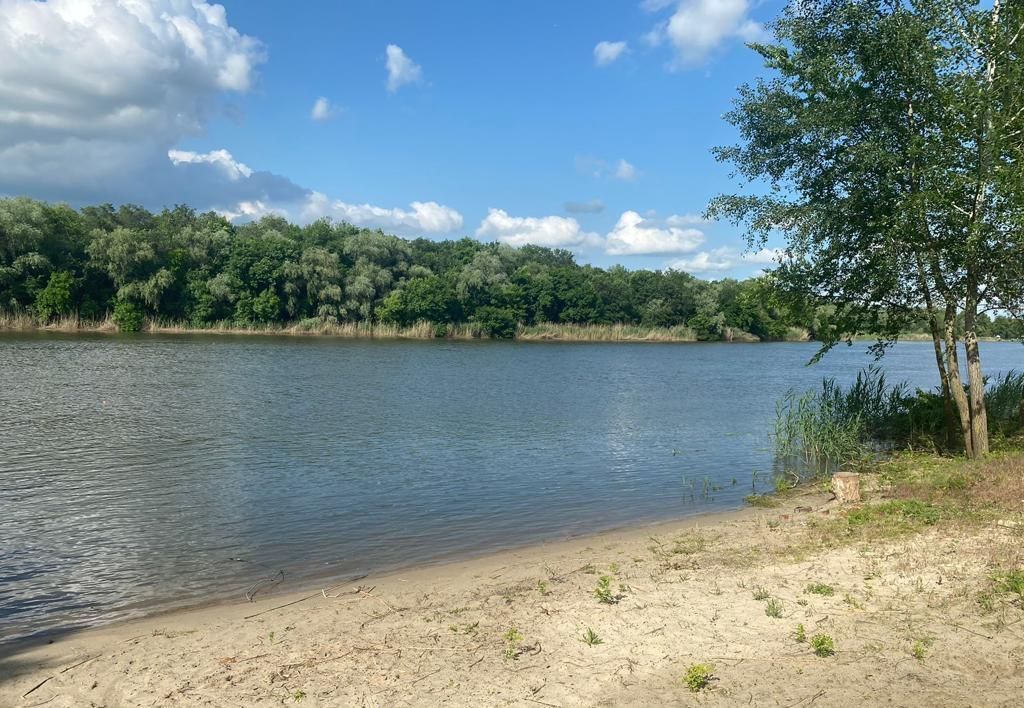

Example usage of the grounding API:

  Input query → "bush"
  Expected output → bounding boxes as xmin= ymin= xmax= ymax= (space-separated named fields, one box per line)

xmin=113 ymin=299 xmax=145 ymax=332
xmin=34 ymin=270 xmax=75 ymax=321
xmin=470 ymin=305 xmax=519 ymax=339
xmin=683 ymin=663 xmax=715 ymax=692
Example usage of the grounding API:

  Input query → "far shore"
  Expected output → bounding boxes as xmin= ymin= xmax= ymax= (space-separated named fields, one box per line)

xmin=4 ymin=455 xmax=1023 ymax=707
xmin=1 ymin=314 xmax=1012 ymax=344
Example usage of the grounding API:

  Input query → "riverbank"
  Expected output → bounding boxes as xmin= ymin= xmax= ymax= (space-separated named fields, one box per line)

xmin=0 ymin=312 xmax=796 ymax=342
xmin=4 ymin=451 xmax=1023 ymax=707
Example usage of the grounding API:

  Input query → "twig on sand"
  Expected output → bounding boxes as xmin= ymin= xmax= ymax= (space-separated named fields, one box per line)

xmin=21 ymin=676 xmax=53 ymax=699
xmin=524 ymin=698 xmax=559 ymax=707
xmin=946 ymin=622 xmax=993 ymax=639
xmin=411 ymin=667 xmax=443 ymax=685
xmin=784 ymin=689 xmax=826 ymax=707
xmin=59 ymin=655 xmax=99 ymax=674
xmin=244 ymin=593 xmax=320 ymax=620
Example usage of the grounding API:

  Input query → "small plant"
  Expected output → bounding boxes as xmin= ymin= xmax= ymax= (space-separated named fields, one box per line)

xmin=794 ymin=623 xmax=806 ymax=643
xmin=293 ymin=690 xmax=306 ymax=702
xmin=581 ymin=627 xmax=603 ymax=646
xmin=744 ymin=494 xmax=778 ymax=508
xmin=766 ymin=519 xmax=781 ymax=530
xmin=843 ymin=593 xmax=864 ymax=610
xmin=595 ymin=575 xmax=624 ymax=604
xmin=765 ymin=598 xmax=784 ymax=618
xmin=804 ymin=583 xmax=835 ymax=596
xmin=911 ymin=640 xmax=927 ymax=661
xmin=502 ymin=627 xmax=524 ymax=660
xmin=537 ymin=580 xmax=550 ymax=596
xmin=683 ymin=663 xmax=715 ymax=692
xmin=810 ymin=634 xmax=835 ymax=657
xmin=752 ymin=586 xmax=771 ymax=601
xmin=994 ymin=570 xmax=1024 ymax=599
xmin=609 ymin=562 xmax=620 ymax=574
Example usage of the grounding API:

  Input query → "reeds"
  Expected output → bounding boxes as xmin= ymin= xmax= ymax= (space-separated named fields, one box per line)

xmin=515 ymin=322 xmax=698 ymax=342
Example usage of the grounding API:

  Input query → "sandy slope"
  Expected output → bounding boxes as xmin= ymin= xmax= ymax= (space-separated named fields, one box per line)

xmin=2 ymin=493 xmax=1023 ymax=707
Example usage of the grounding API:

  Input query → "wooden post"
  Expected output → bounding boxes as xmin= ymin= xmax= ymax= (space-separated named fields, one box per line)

xmin=831 ymin=472 xmax=861 ymax=504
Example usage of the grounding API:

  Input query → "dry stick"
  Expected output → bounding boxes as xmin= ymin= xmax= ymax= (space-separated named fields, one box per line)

xmin=20 ymin=676 xmax=53 ymax=699
xmin=524 ymin=699 xmax=559 ymax=708
xmin=410 ymin=667 xmax=443 ymax=685
xmin=947 ymin=622 xmax=994 ymax=639
xmin=244 ymin=592 xmax=321 ymax=620
xmin=59 ymin=655 xmax=99 ymax=674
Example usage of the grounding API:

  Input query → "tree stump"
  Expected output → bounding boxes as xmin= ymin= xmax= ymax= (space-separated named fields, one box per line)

xmin=831 ymin=472 xmax=861 ymax=504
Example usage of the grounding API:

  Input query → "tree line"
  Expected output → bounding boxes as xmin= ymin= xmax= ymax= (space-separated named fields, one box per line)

xmin=2 ymin=197 xmax=1021 ymax=342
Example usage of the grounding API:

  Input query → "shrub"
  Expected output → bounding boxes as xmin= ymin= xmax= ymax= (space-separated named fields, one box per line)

xmin=113 ymin=299 xmax=145 ymax=332
xmin=34 ymin=270 xmax=74 ymax=321
xmin=470 ymin=305 xmax=519 ymax=339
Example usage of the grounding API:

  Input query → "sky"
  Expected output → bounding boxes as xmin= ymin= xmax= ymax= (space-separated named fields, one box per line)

xmin=0 ymin=0 xmax=787 ymax=278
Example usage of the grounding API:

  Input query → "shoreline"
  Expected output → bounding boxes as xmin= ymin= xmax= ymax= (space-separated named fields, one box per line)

xmin=2 ymin=318 xmax=1013 ymax=345
xmin=5 ymin=462 xmax=1023 ymax=706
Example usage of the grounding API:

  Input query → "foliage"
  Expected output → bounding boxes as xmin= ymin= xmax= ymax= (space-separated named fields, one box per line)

xmin=710 ymin=0 xmax=1024 ymax=458
xmin=804 ymin=583 xmax=835 ymax=597
xmin=112 ymin=299 xmax=145 ymax=332
xmin=0 ymin=198 xmax=846 ymax=340
xmin=683 ymin=663 xmax=715 ymax=692
xmin=764 ymin=597 xmax=784 ymax=618
xmin=810 ymin=634 xmax=835 ymax=657
xmin=581 ymin=627 xmax=603 ymax=647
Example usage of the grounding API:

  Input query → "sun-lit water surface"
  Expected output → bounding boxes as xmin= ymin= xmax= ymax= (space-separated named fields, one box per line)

xmin=0 ymin=334 xmax=1020 ymax=642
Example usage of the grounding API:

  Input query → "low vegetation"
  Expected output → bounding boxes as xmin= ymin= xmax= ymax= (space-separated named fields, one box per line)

xmin=683 ymin=663 xmax=715 ymax=693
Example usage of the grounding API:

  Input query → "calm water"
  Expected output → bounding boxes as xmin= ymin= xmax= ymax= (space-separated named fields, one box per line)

xmin=0 ymin=334 xmax=1020 ymax=642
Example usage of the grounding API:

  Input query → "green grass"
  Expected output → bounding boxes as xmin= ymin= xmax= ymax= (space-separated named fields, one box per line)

xmin=804 ymin=583 xmax=835 ymax=596
xmin=581 ymin=627 xmax=603 ymax=647
xmin=794 ymin=623 xmax=806 ymax=643
xmin=765 ymin=598 xmax=784 ymax=618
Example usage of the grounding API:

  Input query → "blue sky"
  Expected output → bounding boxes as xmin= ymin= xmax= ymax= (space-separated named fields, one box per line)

xmin=0 ymin=0 xmax=786 ymax=277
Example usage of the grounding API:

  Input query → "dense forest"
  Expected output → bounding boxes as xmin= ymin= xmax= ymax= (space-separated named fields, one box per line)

xmin=1 ymin=197 xmax=1021 ymax=340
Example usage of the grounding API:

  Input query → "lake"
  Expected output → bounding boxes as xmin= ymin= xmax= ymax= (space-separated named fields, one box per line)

xmin=0 ymin=334 xmax=1020 ymax=643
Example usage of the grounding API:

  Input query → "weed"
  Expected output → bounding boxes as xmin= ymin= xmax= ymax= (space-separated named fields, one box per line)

xmin=843 ymin=593 xmax=864 ymax=610
xmin=502 ymin=627 xmax=524 ymax=660
xmin=794 ymin=623 xmax=806 ymax=643
xmin=911 ymin=640 xmax=927 ymax=661
xmin=293 ymin=690 xmax=306 ymax=702
xmin=537 ymin=580 xmax=551 ymax=596
xmin=804 ymin=583 xmax=835 ymax=596
xmin=810 ymin=634 xmax=835 ymax=657
xmin=765 ymin=598 xmax=784 ymax=618
xmin=595 ymin=575 xmax=625 ymax=604
xmin=609 ymin=562 xmax=620 ymax=574
xmin=683 ymin=663 xmax=715 ymax=692
xmin=767 ymin=519 xmax=781 ymax=530
xmin=993 ymin=570 xmax=1024 ymax=599
xmin=752 ymin=586 xmax=771 ymax=601
xmin=581 ymin=627 xmax=603 ymax=646
xmin=744 ymin=494 xmax=778 ymax=508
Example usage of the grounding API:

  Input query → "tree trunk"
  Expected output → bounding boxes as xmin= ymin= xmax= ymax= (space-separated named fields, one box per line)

xmin=963 ymin=279 xmax=989 ymax=456
xmin=943 ymin=304 xmax=974 ymax=458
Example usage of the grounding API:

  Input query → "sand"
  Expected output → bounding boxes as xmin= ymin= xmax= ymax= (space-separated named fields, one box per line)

xmin=2 ymin=492 xmax=1023 ymax=707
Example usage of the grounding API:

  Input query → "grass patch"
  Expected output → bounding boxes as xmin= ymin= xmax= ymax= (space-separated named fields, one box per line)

xmin=581 ymin=627 xmax=604 ymax=647
xmin=804 ymin=582 xmax=835 ymax=596
xmin=765 ymin=598 xmax=784 ymax=618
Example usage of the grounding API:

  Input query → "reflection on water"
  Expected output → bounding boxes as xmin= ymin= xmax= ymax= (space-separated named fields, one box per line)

xmin=0 ymin=334 xmax=1020 ymax=642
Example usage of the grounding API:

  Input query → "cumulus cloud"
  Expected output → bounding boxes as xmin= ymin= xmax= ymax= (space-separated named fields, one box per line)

xmin=605 ymin=211 xmax=705 ymax=255
xmin=310 ymin=96 xmax=337 ymax=121
xmin=564 ymin=199 xmax=606 ymax=214
xmin=645 ymin=0 xmax=767 ymax=66
xmin=0 ymin=0 xmax=264 ymax=195
xmin=476 ymin=209 xmax=601 ymax=250
xmin=302 ymin=192 xmax=463 ymax=234
xmin=594 ymin=40 xmax=627 ymax=67
xmin=668 ymin=247 xmax=781 ymax=274
xmin=385 ymin=44 xmax=422 ymax=92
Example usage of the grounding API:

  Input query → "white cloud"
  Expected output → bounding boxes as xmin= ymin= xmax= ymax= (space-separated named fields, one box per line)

xmin=594 ymin=40 xmax=628 ymax=67
xmin=476 ymin=209 xmax=601 ymax=249
xmin=668 ymin=247 xmax=781 ymax=274
xmin=665 ymin=213 xmax=708 ymax=227
xmin=385 ymin=44 xmax=422 ymax=93
xmin=310 ymin=96 xmax=337 ymax=121
xmin=615 ymin=158 xmax=639 ymax=181
xmin=301 ymin=192 xmax=463 ymax=234
xmin=605 ymin=211 xmax=705 ymax=255
xmin=0 ymin=0 xmax=264 ymax=194
xmin=168 ymin=149 xmax=253 ymax=180
xmin=646 ymin=0 xmax=766 ymax=66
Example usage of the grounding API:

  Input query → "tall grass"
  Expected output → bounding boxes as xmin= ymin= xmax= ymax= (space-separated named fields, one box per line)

xmin=515 ymin=322 xmax=698 ymax=342
xmin=776 ymin=367 xmax=1024 ymax=469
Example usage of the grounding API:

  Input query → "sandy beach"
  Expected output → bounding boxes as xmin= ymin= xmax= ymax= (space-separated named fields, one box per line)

xmin=3 ymin=473 xmax=1023 ymax=708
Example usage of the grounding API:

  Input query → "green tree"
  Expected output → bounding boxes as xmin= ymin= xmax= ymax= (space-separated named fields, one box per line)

xmin=34 ymin=270 xmax=75 ymax=321
xmin=710 ymin=0 xmax=1024 ymax=457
